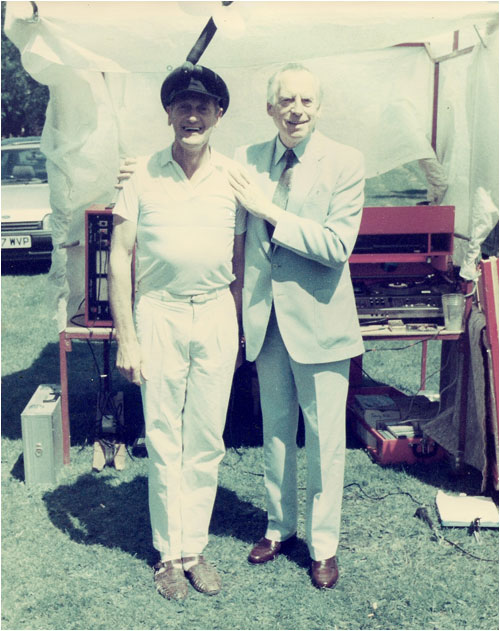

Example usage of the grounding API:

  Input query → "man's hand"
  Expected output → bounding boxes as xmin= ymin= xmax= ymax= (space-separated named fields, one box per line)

xmin=228 ymin=166 xmax=285 ymax=226
xmin=116 ymin=339 xmax=145 ymax=386
xmin=115 ymin=158 xmax=137 ymax=190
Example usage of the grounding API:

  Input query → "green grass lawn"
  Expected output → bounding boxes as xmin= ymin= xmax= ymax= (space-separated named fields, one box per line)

xmin=2 ymin=254 xmax=498 ymax=631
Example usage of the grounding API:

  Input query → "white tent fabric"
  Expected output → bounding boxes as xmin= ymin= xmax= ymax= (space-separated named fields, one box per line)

xmin=457 ymin=23 xmax=499 ymax=280
xmin=6 ymin=2 xmax=498 ymax=71
xmin=4 ymin=1 xmax=498 ymax=329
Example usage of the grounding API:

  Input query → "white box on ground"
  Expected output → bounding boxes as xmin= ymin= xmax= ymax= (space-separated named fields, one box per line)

xmin=436 ymin=490 xmax=499 ymax=527
xmin=21 ymin=384 xmax=63 ymax=486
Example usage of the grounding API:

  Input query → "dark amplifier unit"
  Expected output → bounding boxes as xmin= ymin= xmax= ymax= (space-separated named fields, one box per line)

xmin=355 ymin=293 xmax=443 ymax=322
xmin=85 ymin=206 xmax=115 ymax=327
xmin=352 ymin=276 xmax=461 ymax=324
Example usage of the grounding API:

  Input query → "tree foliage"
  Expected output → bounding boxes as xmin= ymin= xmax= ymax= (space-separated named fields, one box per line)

xmin=1 ymin=2 xmax=49 ymax=138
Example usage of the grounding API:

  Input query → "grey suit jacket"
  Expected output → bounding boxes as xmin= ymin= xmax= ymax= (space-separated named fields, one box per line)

xmin=235 ymin=131 xmax=365 ymax=364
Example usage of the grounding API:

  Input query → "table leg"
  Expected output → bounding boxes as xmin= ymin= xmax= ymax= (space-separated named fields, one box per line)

xmin=420 ymin=340 xmax=428 ymax=391
xmin=59 ymin=331 xmax=72 ymax=465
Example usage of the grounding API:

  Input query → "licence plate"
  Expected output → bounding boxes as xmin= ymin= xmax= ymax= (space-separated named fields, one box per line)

xmin=1 ymin=235 xmax=32 ymax=249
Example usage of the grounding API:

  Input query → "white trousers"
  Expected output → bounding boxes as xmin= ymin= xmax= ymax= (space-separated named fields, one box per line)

xmin=255 ymin=308 xmax=350 ymax=561
xmin=134 ymin=287 xmax=238 ymax=559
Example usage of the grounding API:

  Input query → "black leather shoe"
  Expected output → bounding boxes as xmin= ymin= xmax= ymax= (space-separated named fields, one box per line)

xmin=248 ymin=535 xmax=297 ymax=564
xmin=311 ymin=556 xmax=339 ymax=589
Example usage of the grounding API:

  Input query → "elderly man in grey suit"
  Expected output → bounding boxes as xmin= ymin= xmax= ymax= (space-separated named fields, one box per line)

xmin=229 ymin=63 xmax=365 ymax=589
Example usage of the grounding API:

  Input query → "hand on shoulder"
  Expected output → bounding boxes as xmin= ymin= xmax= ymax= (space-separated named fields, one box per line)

xmin=115 ymin=157 xmax=137 ymax=190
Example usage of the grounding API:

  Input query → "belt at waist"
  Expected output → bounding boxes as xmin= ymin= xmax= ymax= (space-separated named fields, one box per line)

xmin=138 ymin=287 xmax=228 ymax=304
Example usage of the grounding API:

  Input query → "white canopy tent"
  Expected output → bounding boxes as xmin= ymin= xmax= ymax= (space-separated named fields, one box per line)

xmin=4 ymin=1 xmax=498 ymax=330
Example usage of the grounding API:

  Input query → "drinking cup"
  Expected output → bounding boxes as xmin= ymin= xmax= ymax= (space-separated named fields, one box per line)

xmin=441 ymin=293 xmax=466 ymax=330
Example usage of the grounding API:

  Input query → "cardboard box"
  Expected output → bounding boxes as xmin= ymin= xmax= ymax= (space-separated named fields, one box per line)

xmin=352 ymin=393 xmax=401 ymax=425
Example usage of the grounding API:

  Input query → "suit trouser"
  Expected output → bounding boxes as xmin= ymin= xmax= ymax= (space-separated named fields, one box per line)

xmin=255 ymin=308 xmax=350 ymax=561
xmin=134 ymin=287 xmax=237 ymax=559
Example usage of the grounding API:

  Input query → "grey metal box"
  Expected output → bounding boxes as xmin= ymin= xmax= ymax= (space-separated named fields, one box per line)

xmin=21 ymin=384 xmax=63 ymax=486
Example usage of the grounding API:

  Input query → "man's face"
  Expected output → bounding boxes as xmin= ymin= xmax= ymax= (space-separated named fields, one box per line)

xmin=167 ymin=94 xmax=222 ymax=150
xmin=267 ymin=70 xmax=321 ymax=148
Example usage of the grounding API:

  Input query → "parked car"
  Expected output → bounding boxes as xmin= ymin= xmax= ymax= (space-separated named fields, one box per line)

xmin=1 ymin=136 xmax=53 ymax=263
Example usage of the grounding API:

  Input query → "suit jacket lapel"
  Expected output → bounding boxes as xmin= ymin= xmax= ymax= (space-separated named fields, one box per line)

xmin=288 ymin=133 xmax=326 ymax=217
xmin=254 ymin=140 xmax=276 ymax=257
xmin=249 ymin=134 xmax=327 ymax=255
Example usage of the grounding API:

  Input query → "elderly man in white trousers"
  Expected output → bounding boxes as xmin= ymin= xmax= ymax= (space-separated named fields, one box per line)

xmin=109 ymin=62 xmax=245 ymax=601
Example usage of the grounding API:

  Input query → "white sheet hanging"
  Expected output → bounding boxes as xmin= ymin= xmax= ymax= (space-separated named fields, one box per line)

xmin=4 ymin=1 xmax=498 ymax=328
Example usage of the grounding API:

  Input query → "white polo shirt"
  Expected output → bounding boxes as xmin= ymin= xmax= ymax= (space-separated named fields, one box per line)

xmin=114 ymin=145 xmax=246 ymax=296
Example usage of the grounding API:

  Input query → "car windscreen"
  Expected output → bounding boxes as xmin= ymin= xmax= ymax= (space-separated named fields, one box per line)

xmin=1 ymin=147 xmax=48 ymax=183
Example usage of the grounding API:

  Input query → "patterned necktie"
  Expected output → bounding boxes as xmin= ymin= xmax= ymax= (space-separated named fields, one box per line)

xmin=267 ymin=149 xmax=297 ymax=240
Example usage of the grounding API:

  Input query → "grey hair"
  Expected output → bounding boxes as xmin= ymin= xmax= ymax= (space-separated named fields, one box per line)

xmin=266 ymin=63 xmax=323 ymax=106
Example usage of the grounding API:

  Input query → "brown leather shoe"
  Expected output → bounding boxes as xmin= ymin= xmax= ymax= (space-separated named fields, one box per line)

xmin=311 ymin=556 xmax=339 ymax=589
xmin=248 ymin=535 xmax=297 ymax=564
xmin=183 ymin=555 xmax=221 ymax=595
xmin=153 ymin=560 xmax=189 ymax=600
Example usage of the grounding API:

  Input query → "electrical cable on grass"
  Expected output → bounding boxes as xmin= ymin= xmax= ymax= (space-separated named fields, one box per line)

xmin=344 ymin=481 xmax=424 ymax=506
xmin=73 ymin=333 xmax=134 ymax=461
xmin=82 ymin=338 xmax=109 ymax=448
xmin=63 ymin=290 xmax=125 ymax=453
xmin=72 ymin=337 xmax=102 ymax=452
xmin=414 ymin=507 xmax=497 ymax=563
xmin=67 ymin=307 xmax=139 ymax=461
xmin=346 ymin=482 xmax=498 ymax=563
xmin=231 ymin=469 xmax=498 ymax=562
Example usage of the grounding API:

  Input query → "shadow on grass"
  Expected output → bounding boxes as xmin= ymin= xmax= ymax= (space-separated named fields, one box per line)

xmin=10 ymin=453 xmax=25 ymax=482
xmin=1 ymin=350 xmax=263 ymax=447
xmin=1 ymin=340 xmax=107 ymax=445
xmin=402 ymin=459 xmax=487 ymax=495
xmin=42 ymin=473 xmax=155 ymax=563
xmin=42 ymin=472 xmax=268 ymax=565
xmin=1 ymin=338 xmax=144 ymax=446
xmin=225 ymin=361 xmax=263 ymax=448
xmin=1 ymin=342 xmax=61 ymax=441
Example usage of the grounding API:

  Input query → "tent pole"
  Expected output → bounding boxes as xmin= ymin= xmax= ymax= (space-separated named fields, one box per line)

xmin=400 ymin=33 xmax=475 ymax=154
xmin=430 ymin=30 xmax=477 ymax=154
xmin=431 ymin=62 xmax=439 ymax=152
